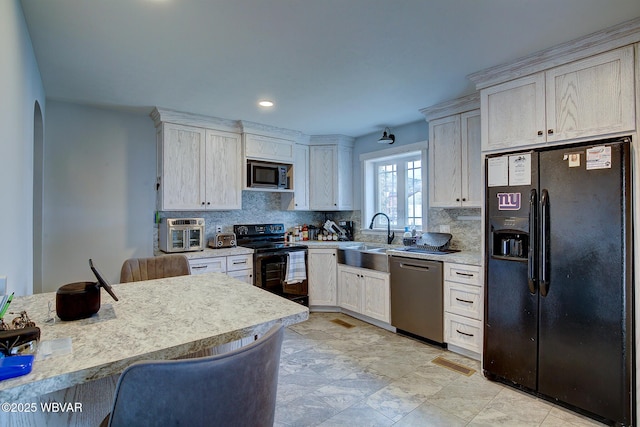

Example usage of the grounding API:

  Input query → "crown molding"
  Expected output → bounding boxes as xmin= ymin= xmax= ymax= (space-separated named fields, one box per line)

xmin=308 ymin=134 xmax=355 ymax=147
xmin=468 ymin=16 xmax=640 ymax=90
xmin=150 ymin=108 xmax=241 ymax=133
xmin=419 ymin=92 xmax=480 ymax=122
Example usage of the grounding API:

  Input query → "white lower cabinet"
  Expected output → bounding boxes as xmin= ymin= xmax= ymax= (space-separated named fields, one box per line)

xmin=188 ymin=254 xmax=253 ymax=284
xmin=308 ymin=249 xmax=337 ymax=306
xmin=337 ymin=264 xmax=390 ymax=323
xmin=443 ymin=262 xmax=483 ymax=359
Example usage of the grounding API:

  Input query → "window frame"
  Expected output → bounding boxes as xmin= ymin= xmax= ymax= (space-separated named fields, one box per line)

xmin=360 ymin=142 xmax=428 ymax=234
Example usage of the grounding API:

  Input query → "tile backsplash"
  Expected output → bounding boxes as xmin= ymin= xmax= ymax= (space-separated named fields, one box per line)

xmin=155 ymin=191 xmax=481 ymax=252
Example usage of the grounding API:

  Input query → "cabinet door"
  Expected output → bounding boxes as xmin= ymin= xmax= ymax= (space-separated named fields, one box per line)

xmin=161 ymin=123 xmax=206 ymax=210
xmin=244 ymin=134 xmax=294 ymax=162
xmin=545 ymin=46 xmax=635 ymax=142
xmin=309 ymin=145 xmax=336 ymax=210
xmin=336 ymin=145 xmax=353 ymax=210
xmin=460 ymin=110 xmax=482 ymax=207
xmin=226 ymin=269 xmax=253 ymax=284
xmin=308 ymin=249 xmax=337 ymax=306
xmin=429 ymin=115 xmax=462 ymax=207
xmin=337 ymin=265 xmax=362 ymax=312
xmin=481 ymin=73 xmax=546 ymax=151
xmin=362 ymin=270 xmax=390 ymax=323
xmin=205 ymin=130 xmax=242 ymax=210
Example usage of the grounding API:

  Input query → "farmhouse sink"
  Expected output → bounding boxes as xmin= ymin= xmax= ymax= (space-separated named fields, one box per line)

xmin=337 ymin=245 xmax=388 ymax=272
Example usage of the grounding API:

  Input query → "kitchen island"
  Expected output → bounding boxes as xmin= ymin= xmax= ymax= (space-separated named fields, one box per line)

xmin=0 ymin=273 xmax=308 ymax=426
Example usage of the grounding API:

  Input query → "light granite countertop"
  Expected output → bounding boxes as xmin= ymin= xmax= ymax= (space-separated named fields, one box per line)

xmin=155 ymin=246 xmax=254 ymax=259
xmin=0 ymin=273 xmax=308 ymax=400
xmin=304 ymin=241 xmax=482 ymax=266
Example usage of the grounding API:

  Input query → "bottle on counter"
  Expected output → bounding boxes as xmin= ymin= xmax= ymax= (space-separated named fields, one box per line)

xmin=302 ymin=224 xmax=308 ymax=241
xmin=403 ymin=226 xmax=412 ymax=238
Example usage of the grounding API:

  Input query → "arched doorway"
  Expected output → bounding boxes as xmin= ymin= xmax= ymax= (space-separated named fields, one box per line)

xmin=33 ymin=101 xmax=43 ymax=294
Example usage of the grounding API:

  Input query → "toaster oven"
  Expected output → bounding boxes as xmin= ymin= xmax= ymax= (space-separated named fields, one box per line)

xmin=159 ymin=218 xmax=205 ymax=252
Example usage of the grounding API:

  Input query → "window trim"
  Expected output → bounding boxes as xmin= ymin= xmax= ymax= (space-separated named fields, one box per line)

xmin=360 ymin=141 xmax=428 ymax=233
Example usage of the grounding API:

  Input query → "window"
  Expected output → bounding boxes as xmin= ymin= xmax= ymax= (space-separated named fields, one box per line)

xmin=361 ymin=142 xmax=427 ymax=232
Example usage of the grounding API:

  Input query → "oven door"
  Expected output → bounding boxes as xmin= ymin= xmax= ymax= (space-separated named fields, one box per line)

xmin=254 ymin=250 xmax=308 ymax=305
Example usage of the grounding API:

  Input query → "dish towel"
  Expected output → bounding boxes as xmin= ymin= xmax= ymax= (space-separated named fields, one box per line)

xmin=284 ymin=251 xmax=307 ymax=284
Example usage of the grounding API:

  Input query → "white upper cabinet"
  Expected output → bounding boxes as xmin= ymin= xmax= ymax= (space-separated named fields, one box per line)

xmin=243 ymin=133 xmax=294 ymax=163
xmin=158 ymin=123 xmax=206 ymax=211
xmin=156 ymin=122 xmax=242 ymax=211
xmin=205 ymin=129 xmax=243 ymax=209
xmin=422 ymin=94 xmax=481 ymax=208
xmin=545 ymin=46 xmax=635 ymax=142
xmin=481 ymin=46 xmax=635 ymax=151
xmin=309 ymin=136 xmax=354 ymax=211
xmin=481 ymin=73 xmax=546 ymax=151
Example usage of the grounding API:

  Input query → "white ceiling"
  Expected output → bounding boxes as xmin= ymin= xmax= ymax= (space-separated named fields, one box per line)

xmin=20 ymin=0 xmax=640 ymax=138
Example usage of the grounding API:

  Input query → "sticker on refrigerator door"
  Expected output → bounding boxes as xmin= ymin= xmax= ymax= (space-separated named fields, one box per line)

xmin=586 ymin=146 xmax=612 ymax=170
xmin=497 ymin=193 xmax=521 ymax=210
xmin=508 ymin=154 xmax=531 ymax=186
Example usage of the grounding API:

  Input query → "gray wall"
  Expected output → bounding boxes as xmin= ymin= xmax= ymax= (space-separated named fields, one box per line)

xmin=0 ymin=0 xmax=46 ymax=296
xmin=351 ymin=120 xmax=482 ymax=251
xmin=42 ymin=102 xmax=156 ymax=290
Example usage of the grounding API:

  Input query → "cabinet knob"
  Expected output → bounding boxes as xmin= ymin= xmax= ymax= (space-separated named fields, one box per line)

xmin=537 ymin=131 xmax=543 ymax=136
xmin=462 ymin=198 xmax=466 ymax=201
xmin=207 ymin=202 xmax=211 ymax=205
xmin=201 ymin=202 xmax=205 ymax=206
xmin=456 ymin=198 xmax=460 ymax=202
xmin=547 ymin=129 xmax=554 ymax=135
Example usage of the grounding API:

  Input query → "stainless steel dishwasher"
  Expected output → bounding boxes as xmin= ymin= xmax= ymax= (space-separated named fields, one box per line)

xmin=389 ymin=256 xmax=444 ymax=344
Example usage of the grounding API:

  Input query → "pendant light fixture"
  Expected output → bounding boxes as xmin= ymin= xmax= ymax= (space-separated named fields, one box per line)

xmin=378 ymin=127 xmax=395 ymax=144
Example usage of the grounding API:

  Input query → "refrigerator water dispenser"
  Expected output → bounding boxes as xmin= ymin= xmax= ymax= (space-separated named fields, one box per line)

xmin=490 ymin=217 xmax=529 ymax=260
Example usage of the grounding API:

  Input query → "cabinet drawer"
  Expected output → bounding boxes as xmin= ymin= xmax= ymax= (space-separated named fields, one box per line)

xmin=443 ymin=263 xmax=482 ymax=286
xmin=444 ymin=281 xmax=482 ymax=319
xmin=444 ymin=312 xmax=482 ymax=354
xmin=189 ymin=257 xmax=226 ymax=275
xmin=227 ymin=254 xmax=253 ymax=272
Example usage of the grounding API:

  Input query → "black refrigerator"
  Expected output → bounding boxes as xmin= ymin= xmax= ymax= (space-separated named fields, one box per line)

xmin=484 ymin=137 xmax=633 ymax=425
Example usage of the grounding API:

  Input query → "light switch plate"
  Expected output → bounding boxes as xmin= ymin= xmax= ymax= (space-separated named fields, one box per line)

xmin=215 ymin=225 xmax=222 ymax=233
xmin=0 ymin=276 xmax=6 ymax=294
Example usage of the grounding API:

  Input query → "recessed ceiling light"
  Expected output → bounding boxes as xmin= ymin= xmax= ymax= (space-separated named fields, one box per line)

xmin=258 ymin=100 xmax=274 ymax=107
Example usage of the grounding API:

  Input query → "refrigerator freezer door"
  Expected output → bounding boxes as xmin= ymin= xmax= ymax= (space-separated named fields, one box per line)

xmin=483 ymin=152 xmax=539 ymax=390
xmin=537 ymin=141 xmax=631 ymax=424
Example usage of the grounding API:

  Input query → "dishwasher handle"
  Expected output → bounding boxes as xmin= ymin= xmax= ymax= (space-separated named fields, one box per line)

xmin=396 ymin=261 xmax=434 ymax=272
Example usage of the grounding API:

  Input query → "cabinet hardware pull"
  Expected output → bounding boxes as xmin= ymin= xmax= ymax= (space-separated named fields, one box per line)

xmin=455 ymin=272 xmax=473 ymax=277
xmin=456 ymin=329 xmax=474 ymax=337
xmin=547 ymin=129 xmax=554 ymax=135
xmin=537 ymin=130 xmax=543 ymax=136
xmin=192 ymin=265 xmax=207 ymax=269
xmin=462 ymin=198 xmax=466 ymax=201
xmin=455 ymin=297 xmax=474 ymax=304
xmin=232 ymin=260 xmax=247 ymax=265
xmin=456 ymin=198 xmax=460 ymax=202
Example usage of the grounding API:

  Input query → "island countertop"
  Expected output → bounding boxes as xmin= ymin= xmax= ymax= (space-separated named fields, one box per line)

xmin=0 ymin=273 xmax=308 ymax=400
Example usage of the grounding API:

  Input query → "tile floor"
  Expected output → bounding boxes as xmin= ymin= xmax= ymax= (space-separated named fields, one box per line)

xmin=275 ymin=313 xmax=605 ymax=427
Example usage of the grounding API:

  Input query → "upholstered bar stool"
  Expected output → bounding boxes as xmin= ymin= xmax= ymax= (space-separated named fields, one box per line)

xmin=99 ymin=324 xmax=284 ymax=427
xmin=119 ymin=255 xmax=190 ymax=283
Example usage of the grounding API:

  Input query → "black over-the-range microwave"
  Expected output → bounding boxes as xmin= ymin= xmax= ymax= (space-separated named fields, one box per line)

xmin=247 ymin=161 xmax=289 ymax=189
